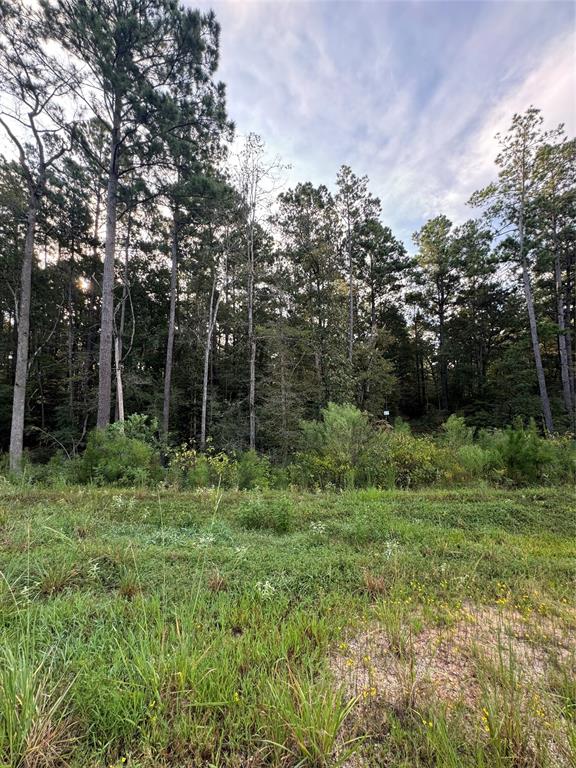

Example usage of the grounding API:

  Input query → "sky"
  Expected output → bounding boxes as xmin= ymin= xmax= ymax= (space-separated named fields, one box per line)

xmin=191 ymin=0 xmax=576 ymax=247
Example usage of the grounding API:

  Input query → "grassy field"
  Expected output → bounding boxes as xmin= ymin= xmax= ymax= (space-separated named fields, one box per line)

xmin=0 ymin=485 xmax=574 ymax=767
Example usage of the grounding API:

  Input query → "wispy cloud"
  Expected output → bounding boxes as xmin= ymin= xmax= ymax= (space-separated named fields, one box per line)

xmin=193 ymin=0 xmax=576 ymax=245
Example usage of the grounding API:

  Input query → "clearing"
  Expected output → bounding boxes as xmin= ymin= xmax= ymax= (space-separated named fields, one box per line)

xmin=0 ymin=485 xmax=574 ymax=767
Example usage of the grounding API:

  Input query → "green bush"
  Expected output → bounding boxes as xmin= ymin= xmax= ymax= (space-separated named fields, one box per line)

xmin=111 ymin=413 xmax=159 ymax=446
xmin=237 ymin=450 xmax=271 ymax=490
xmin=356 ymin=434 xmax=396 ymax=489
xmin=456 ymin=443 xmax=498 ymax=479
xmin=383 ymin=431 xmax=441 ymax=488
xmin=79 ymin=427 xmax=161 ymax=486
xmin=301 ymin=403 xmax=371 ymax=464
xmin=289 ymin=452 xmax=355 ymax=489
xmin=167 ymin=445 xmax=238 ymax=488
xmin=238 ymin=497 xmax=293 ymax=534
xmin=493 ymin=420 xmax=575 ymax=486
xmin=296 ymin=403 xmax=373 ymax=488
xmin=441 ymin=414 xmax=474 ymax=448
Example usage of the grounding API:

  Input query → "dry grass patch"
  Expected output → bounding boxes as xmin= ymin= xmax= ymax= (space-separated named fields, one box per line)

xmin=331 ymin=603 xmax=575 ymax=710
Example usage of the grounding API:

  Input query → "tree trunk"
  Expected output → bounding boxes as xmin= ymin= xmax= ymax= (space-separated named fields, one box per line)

xmin=115 ymin=209 xmax=131 ymax=421
xmin=200 ymin=277 xmax=220 ymax=450
xmin=348 ymin=221 xmax=354 ymax=363
xmin=67 ymin=245 xmax=75 ymax=422
xmin=96 ymin=101 xmax=121 ymax=428
xmin=114 ymin=335 xmax=124 ymax=425
xmin=247 ymin=224 xmax=256 ymax=450
xmin=162 ymin=209 xmax=178 ymax=441
xmin=554 ymin=253 xmax=573 ymax=418
xmin=565 ymin=257 xmax=575 ymax=406
xmin=521 ymin=255 xmax=554 ymax=433
xmin=9 ymin=197 xmax=39 ymax=472
xmin=280 ymin=343 xmax=288 ymax=460
xmin=437 ymin=280 xmax=449 ymax=412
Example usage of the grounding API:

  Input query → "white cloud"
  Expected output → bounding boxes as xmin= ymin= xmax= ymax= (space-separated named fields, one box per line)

xmin=177 ymin=2 xmax=576 ymax=245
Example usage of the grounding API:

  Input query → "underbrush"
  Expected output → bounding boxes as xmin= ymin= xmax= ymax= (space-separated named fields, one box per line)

xmin=2 ymin=408 xmax=574 ymax=491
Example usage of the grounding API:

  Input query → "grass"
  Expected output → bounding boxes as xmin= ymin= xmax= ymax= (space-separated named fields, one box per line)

xmin=0 ymin=484 xmax=574 ymax=766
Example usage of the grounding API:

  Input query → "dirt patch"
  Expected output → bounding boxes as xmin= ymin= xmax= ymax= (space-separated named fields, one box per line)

xmin=331 ymin=604 xmax=574 ymax=711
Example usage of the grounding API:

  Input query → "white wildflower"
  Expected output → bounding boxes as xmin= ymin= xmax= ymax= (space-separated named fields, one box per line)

xmin=255 ymin=580 xmax=275 ymax=598
xmin=384 ymin=540 xmax=399 ymax=559
xmin=309 ymin=521 xmax=326 ymax=535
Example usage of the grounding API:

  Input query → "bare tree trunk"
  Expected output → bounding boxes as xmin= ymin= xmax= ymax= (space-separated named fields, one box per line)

xmin=247 ymin=225 xmax=256 ymax=450
xmin=280 ymin=343 xmax=288 ymax=458
xmin=9 ymin=197 xmax=39 ymax=472
xmin=92 ymin=178 xmax=102 ymax=259
xmin=96 ymin=101 xmax=121 ymax=428
xmin=554 ymin=253 xmax=573 ymax=417
xmin=348 ymin=221 xmax=354 ymax=363
xmin=566 ymin=257 xmax=575 ymax=406
xmin=518 ymin=146 xmax=554 ymax=434
xmin=114 ymin=335 xmax=124 ymax=425
xmin=162 ymin=209 xmax=178 ymax=441
xmin=438 ymin=283 xmax=449 ymax=412
xmin=115 ymin=210 xmax=131 ymax=421
xmin=67 ymin=246 xmax=75 ymax=422
xmin=521 ymin=252 xmax=554 ymax=432
xmin=200 ymin=276 xmax=220 ymax=450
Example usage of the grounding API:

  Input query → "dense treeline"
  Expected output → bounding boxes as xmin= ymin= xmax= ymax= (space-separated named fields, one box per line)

xmin=0 ymin=0 xmax=574 ymax=473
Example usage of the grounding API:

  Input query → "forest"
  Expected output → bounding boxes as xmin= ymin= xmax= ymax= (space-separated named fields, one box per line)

xmin=0 ymin=0 xmax=574 ymax=486
xmin=1 ymin=3 xmax=575 ymax=767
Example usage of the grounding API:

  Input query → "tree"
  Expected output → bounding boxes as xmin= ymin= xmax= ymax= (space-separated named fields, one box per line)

xmin=471 ymin=108 xmax=555 ymax=432
xmin=533 ymin=133 xmax=575 ymax=423
xmin=234 ymin=133 xmax=284 ymax=450
xmin=273 ymin=182 xmax=348 ymax=409
xmin=335 ymin=165 xmax=380 ymax=363
xmin=0 ymin=0 xmax=74 ymax=472
xmin=413 ymin=215 xmax=458 ymax=412
xmin=159 ymin=23 xmax=230 ymax=442
xmin=448 ymin=220 xmax=511 ymax=414
xmin=44 ymin=0 xmax=226 ymax=428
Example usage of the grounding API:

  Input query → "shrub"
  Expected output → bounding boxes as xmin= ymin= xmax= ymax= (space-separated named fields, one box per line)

xmin=383 ymin=431 xmax=441 ymax=488
xmin=205 ymin=450 xmax=238 ymax=488
xmin=493 ymin=419 xmax=575 ymax=486
xmin=301 ymin=403 xmax=371 ymax=465
xmin=456 ymin=443 xmax=497 ymax=480
xmin=39 ymin=453 xmax=83 ymax=487
xmin=441 ymin=414 xmax=474 ymax=448
xmin=297 ymin=403 xmax=373 ymax=488
xmin=356 ymin=434 xmax=396 ymax=489
xmin=393 ymin=416 xmax=411 ymax=434
xmin=79 ymin=427 xmax=161 ymax=486
xmin=167 ymin=445 xmax=238 ymax=488
xmin=237 ymin=450 xmax=270 ymax=490
xmin=289 ymin=452 xmax=355 ymax=490
xmin=238 ymin=497 xmax=293 ymax=534
xmin=111 ymin=413 xmax=159 ymax=446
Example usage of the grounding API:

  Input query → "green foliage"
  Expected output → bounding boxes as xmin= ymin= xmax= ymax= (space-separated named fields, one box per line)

xmin=110 ymin=413 xmax=159 ymax=446
xmin=78 ymin=427 xmax=162 ymax=486
xmin=167 ymin=444 xmax=239 ymax=489
xmin=295 ymin=403 xmax=374 ymax=488
xmin=301 ymin=402 xmax=372 ymax=465
xmin=5 ymin=410 xmax=574 ymax=491
xmin=494 ymin=419 xmax=575 ymax=486
xmin=237 ymin=450 xmax=271 ymax=490
xmin=285 ymin=407 xmax=576 ymax=490
xmin=238 ymin=497 xmax=294 ymax=534
xmin=381 ymin=431 xmax=441 ymax=488
xmin=0 ymin=485 xmax=574 ymax=766
xmin=441 ymin=414 xmax=474 ymax=448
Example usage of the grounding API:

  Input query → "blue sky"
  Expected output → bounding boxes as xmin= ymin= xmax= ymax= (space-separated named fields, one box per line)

xmin=192 ymin=0 xmax=575 ymax=245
